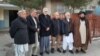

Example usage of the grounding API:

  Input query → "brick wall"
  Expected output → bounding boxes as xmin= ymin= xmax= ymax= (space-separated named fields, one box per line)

xmin=71 ymin=13 xmax=100 ymax=38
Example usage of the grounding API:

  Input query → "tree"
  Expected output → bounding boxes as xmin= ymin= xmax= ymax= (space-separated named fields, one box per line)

xmin=62 ymin=0 xmax=92 ymax=12
xmin=9 ymin=0 xmax=46 ymax=9
xmin=98 ymin=0 xmax=100 ymax=5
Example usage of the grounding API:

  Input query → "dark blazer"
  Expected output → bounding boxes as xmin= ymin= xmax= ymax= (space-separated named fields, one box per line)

xmin=59 ymin=19 xmax=64 ymax=35
xmin=39 ymin=14 xmax=51 ymax=37
xmin=10 ymin=17 xmax=29 ymax=44
xmin=62 ymin=18 xmax=73 ymax=36
xmin=51 ymin=19 xmax=61 ymax=37
xmin=27 ymin=15 xmax=40 ymax=44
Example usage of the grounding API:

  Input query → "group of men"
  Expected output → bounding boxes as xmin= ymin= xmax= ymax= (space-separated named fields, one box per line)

xmin=10 ymin=7 xmax=91 ymax=56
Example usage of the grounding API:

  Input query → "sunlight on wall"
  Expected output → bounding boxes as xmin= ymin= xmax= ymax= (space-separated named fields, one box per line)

xmin=0 ymin=9 xmax=4 ymax=21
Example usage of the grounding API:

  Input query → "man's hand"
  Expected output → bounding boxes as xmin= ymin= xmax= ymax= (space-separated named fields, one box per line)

xmin=37 ymin=28 xmax=40 ymax=32
xmin=46 ymin=27 xmax=50 ymax=31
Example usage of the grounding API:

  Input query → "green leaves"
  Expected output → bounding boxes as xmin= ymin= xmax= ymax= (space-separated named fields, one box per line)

xmin=9 ymin=0 xmax=45 ymax=9
xmin=63 ymin=0 xmax=92 ymax=8
xmin=98 ymin=0 xmax=100 ymax=5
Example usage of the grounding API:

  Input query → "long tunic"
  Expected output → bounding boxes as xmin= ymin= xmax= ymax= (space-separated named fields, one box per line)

xmin=79 ymin=20 xmax=86 ymax=44
xmin=32 ymin=17 xmax=39 ymax=45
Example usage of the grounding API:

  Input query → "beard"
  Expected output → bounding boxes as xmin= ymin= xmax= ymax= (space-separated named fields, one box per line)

xmin=80 ymin=17 xmax=85 ymax=21
xmin=66 ymin=16 xmax=70 ymax=19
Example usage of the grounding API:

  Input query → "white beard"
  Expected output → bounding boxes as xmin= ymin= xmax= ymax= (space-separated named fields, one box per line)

xmin=66 ymin=18 xmax=70 ymax=22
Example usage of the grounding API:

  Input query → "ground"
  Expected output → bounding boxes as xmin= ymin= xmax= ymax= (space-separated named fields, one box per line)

xmin=0 ymin=32 xmax=100 ymax=56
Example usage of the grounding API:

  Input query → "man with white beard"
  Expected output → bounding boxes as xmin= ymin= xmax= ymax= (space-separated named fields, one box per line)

xmin=62 ymin=12 xmax=74 ymax=54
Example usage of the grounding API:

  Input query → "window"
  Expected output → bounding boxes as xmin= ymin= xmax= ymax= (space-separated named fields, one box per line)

xmin=56 ymin=4 xmax=66 ymax=13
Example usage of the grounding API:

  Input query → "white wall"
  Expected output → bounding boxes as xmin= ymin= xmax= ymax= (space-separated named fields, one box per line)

xmin=0 ymin=9 xmax=4 ymax=20
xmin=46 ymin=0 xmax=69 ymax=14
xmin=45 ymin=0 xmax=51 ymax=15
xmin=45 ymin=0 xmax=99 ymax=13
xmin=4 ymin=10 xmax=9 ymax=28
xmin=0 ymin=9 xmax=9 ymax=28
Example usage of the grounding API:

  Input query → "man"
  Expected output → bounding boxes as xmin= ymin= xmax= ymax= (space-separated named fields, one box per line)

xmin=39 ymin=8 xmax=51 ymax=56
xmin=51 ymin=12 xmax=62 ymax=53
xmin=10 ymin=10 xmax=29 ymax=56
xmin=73 ymin=11 xmax=91 ymax=53
xmin=62 ymin=12 xmax=74 ymax=54
xmin=27 ymin=9 xmax=40 ymax=56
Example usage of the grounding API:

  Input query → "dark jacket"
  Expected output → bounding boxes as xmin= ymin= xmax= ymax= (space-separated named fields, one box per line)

xmin=62 ymin=18 xmax=73 ymax=36
xmin=51 ymin=19 xmax=61 ymax=37
xmin=27 ymin=15 xmax=40 ymax=44
xmin=10 ymin=17 xmax=29 ymax=44
xmin=39 ymin=14 xmax=51 ymax=37
xmin=59 ymin=19 xmax=64 ymax=35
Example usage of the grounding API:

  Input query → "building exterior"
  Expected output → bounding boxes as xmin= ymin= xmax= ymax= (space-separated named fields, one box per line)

xmin=0 ymin=0 xmax=19 ymax=30
xmin=0 ymin=0 xmax=99 ymax=30
xmin=45 ymin=0 xmax=68 ymax=14
xmin=45 ymin=0 xmax=99 ymax=14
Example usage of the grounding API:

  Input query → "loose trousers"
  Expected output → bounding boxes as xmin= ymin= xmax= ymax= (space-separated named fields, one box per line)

xmin=14 ymin=43 xmax=28 ymax=56
xmin=51 ymin=35 xmax=62 ymax=49
xmin=62 ymin=33 xmax=74 ymax=50
xmin=27 ymin=43 xmax=39 ymax=56
xmin=27 ymin=32 xmax=39 ymax=56
xmin=40 ymin=36 xmax=50 ymax=53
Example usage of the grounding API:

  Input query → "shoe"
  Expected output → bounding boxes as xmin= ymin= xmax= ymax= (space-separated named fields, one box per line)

xmin=40 ymin=52 xmax=43 ymax=56
xmin=45 ymin=51 xmax=50 ymax=54
xmin=69 ymin=50 xmax=74 ymax=54
xmin=75 ymin=49 xmax=79 ymax=53
xmin=63 ymin=50 xmax=66 ymax=53
xmin=34 ymin=55 xmax=38 ymax=56
xmin=32 ymin=55 xmax=38 ymax=56
xmin=57 ymin=48 xmax=61 ymax=53
xmin=81 ymin=49 xmax=86 ymax=53
xmin=51 ymin=48 xmax=55 ymax=53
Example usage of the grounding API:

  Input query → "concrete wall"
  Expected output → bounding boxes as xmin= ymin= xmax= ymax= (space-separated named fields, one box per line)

xmin=45 ymin=0 xmax=51 ymax=15
xmin=51 ymin=2 xmax=66 ymax=14
xmin=0 ymin=9 xmax=4 ymax=29
xmin=0 ymin=9 xmax=9 ymax=29
xmin=0 ymin=9 xmax=4 ymax=20
xmin=4 ymin=10 xmax=9 ymax=28
xmin=45 ymin=0 xmax=99 ymax=14
xmin=45 ymin=0 xmax=69 ymax=14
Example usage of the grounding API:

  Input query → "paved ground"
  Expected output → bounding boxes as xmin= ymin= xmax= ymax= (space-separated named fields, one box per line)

xmin=0 ymin=32 xmax=100 ymax=56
